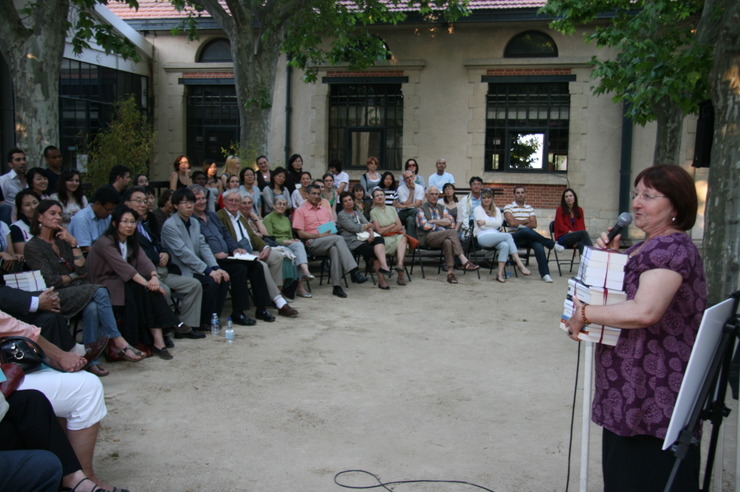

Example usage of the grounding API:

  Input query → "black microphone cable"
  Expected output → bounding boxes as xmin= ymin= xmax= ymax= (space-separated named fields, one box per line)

xmin=565 ymin=339 xmax=583 ymax=492
xmin=334 ymin=469 xmax=496 ymax=491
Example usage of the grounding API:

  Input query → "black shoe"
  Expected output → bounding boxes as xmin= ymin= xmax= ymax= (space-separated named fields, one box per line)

xmin=174 ymin=330 xmax=206 ymax=339
xmin=232 ymin=312 xmax=256 ymax=326
xmin=333 ymin=286 xmax=347 ymax=298
xmin=152 ymin=346 xmax=173 ymax=360
xmin=350 ymin=271 xmax=368 ymax=284
xmin=195 ymin=323 xmax=211 ymax=332
xmin=163 ymin=335 xmax=175 ymax=348
xmin=378 ymin=268 xmax=392 ymax=276
xmin=255 ymin=309 xmax=275 ymax=322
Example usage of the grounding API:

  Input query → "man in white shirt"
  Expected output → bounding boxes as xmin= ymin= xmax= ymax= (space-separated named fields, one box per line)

xmin=0 ymin=148 xmax=28 ymax=206
xmin=503 ymin=186 xmax=564 ymax=283
xmin=427 ymin=158 xmax=455 ymax=190
xmin=458 ymin=176 xmax=484 ymax=235
xmin=394 ymin=170 xmax=425 ymax=238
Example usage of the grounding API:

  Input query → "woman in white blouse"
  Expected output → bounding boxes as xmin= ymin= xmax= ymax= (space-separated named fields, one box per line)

xmin=473 ymin=189 xmax=531 ymax=283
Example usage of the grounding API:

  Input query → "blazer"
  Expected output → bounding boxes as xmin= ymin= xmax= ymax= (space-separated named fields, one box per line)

xmin=160 ymin=214 xmax=219 ymax=278
xmin=215 ymin=209 xmax=267 ymax=253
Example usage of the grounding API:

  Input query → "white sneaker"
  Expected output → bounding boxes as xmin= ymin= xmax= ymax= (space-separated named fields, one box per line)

xmin=542 ymin=274 xmax=554 ymax=283
xmin=553 ymin=243 xmax=565 ymax=252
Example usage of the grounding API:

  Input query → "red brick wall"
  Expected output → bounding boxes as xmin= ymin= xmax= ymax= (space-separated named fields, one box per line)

xmin=488 ymin=183 xmax=565 ymax=209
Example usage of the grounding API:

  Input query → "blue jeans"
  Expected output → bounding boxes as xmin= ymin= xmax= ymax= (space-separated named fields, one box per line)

xmin=82 ymin=288 xmax=122 ymax=366
xmin=557 ymin=230 xmax=593 ymax=253
xmin=0 ymin=450 xmax=62 ymax=492
xmin=511 ymin=227 xmax=554 ymax=277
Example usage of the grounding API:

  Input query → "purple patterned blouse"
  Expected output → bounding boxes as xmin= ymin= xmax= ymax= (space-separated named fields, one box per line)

xmin=592 ymin=233 xmax=707 ymax=438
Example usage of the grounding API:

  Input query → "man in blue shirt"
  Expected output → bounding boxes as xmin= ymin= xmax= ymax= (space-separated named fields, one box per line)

xmin=68 ymin=186 xmax=119 ymax=251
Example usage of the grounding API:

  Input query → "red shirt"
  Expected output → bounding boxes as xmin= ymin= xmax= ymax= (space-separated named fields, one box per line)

xmin=291 ymin=200 xmax=333 ymax=234
xmin=554 ymin=206 xmax=586 ymax=240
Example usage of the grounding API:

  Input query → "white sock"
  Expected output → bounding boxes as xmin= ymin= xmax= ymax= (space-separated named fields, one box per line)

xmin=71 ymin=343 xmax=86 ymax=355
xmin=273 ymin=296 xmax=287 ymax=309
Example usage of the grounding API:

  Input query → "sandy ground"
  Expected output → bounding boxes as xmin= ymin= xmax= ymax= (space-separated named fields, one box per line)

xmin=91 ymin=262 xmax=738 ymax=492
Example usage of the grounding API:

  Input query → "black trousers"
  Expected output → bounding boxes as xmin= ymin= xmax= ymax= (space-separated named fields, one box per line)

xmin=22 ymin=311 xmax=75 ymax=352
xmin=602 ymin=428 xmax=700 ymax=492
xmin=0 ymin=390 xmax=81 ymax=476
xmin=193 ymin=272 xmax=229 ymax=325
xmin=217 ymin=259 xmax=272 ymax=312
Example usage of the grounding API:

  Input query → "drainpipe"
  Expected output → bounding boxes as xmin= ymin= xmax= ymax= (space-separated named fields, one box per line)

xmin=619 ymin=102 xmax=633 ymax=214
xmin=284 ymin=57 xmax=292 ymax=164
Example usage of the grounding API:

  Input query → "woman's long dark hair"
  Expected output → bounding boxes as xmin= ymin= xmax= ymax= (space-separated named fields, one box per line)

xmin=380 ymin=172 xmax=397 ymax=191
xmin=442 ymin=183 xmax=458 ymax=204
xmin=104 ymin=206 xmax=141 ymax=260
xmin=56 ymin=168 xmax=86 ymax=208
xmin=270 ymin=166 xmax=287 ymax=191
xmin=560 ymin=188 xmax=582 ymax=219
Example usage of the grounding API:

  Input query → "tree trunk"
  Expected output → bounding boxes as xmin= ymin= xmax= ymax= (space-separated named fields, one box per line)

xmin=703 ymin=0 xmax=740 ymax=305
xmin=0 ymin=0 xmax=69 ymax=167
xmin=652 ymin=97 xmax=684 ymax=165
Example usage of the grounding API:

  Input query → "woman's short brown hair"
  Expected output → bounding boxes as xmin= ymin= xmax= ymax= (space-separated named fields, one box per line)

xmin=634 ymin=165 xmax=697 ymax=231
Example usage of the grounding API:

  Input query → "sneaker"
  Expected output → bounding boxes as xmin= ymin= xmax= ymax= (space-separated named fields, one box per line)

xmin=542 ymin=274 xmax=554 ymax=283
xmin=553 ymin=243 xmax=565 ymax=253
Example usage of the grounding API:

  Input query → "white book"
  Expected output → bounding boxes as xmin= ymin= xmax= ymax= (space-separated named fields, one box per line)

xmin=567 ymin=278 xmax=627 ymax=305
xmin=227 ymin=252 xmax=257 ymax=261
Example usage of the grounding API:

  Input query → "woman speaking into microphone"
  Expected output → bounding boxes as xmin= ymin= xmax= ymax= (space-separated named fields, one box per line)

xmin=565 ymin=165 xmax=706 ymax=491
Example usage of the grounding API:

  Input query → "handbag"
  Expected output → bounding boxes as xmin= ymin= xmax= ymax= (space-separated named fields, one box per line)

xmin=356 ymin=231 xmax=371 ymax=241
xmin=0 ymin=363 xmax=25 ymax=397
xmin=0 ymin=336 xmax=48 ymax=374
xmin=405 ymin=234 xmax=420 ymax=250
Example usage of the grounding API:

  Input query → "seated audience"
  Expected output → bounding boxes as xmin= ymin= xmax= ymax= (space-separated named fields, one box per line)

xmin=554 ymin=188 xmax=593 ymax=253
xmin=359 ymin=156 xmax=382 ymax=195
xmin=69 ymin=186 xmax=120 ymax=252
xmin=192 ymin=170 xmax=217 ymax=212
xmin=132 ymin=173 xmax=149 ymax=187
xmin=395 ymin=170 xmax=425 ymax=238
xmin=337 ymin=192 xmax=392 ymax=290
xmin=262 ymin=166 xmax=291 ymax=216
xmin=0 ymin=220 xmax=23 ymax=272
xmin=25 ymin=200 xmax=144 ymax=376
xmin=203 ymin=187 xmax=298 ymax=318
xmin=321 ymin=173 xmax=339 ymax=211
xmin=1 ymin=311 xmax=115 ymax=489
xmin=328 ymin=159 xmax=349 ymax=194
xmin=473 ymin=189 xmax=531 ymax=283
xmin=43 ymin=145 xmax=63 ymax=191
xmin=219 ymin=174 xmax=241 ymax=210
xmin=10 ymin=189 xmax=39 ymax=255
xmin=439 ymin=183 xmax=461 ymax=237
xmin=416 ymin=186 xmax=478 ymax=284
xmin=262 ymin=196 xmax=314 ymax=295
xmin=427 ymin=158 xmax=455 ymax=190
xmin=369 ymin=188 xmax=408 ymax=285
xmin=238 ymin=167 xmax=262 ymax=216
xmin=50 ymin=168 xmax=88 ymax=228
xmin=160 ymin=188 xmax=230 ymax=327
xmin=404 ymin=158 xmax=425 ymax=188
xmin=123 ymin=187 xmax=204 ymax=341
xmin=203 ymin=159 xmax=223 ymax=194
xmin=221 ymin=155 xmax=242 ymax=189
xmin=1 ymin=389 xmax=124 ymax=492
xmin=169 ymin=155 xmax=192 ymax=190
xmin=105 ymin=165 xmax=131 ymax=196
xmin=291 ymin=171 xmax=312 ymax=209
xmin=379 ymin=171 xmax=398 ymax=206
xmin=26 ymin=167 xmax=51 ymax=199
xmin=352 ymin=183 xmax=371 ymax=219
xmin=285 ymin=153 xmax=304 ymax=194
xmin=458 ymin=176 xmax=484 ymax=238
xmin=503 ymin=186 xmax=564 ymax=283
xmin=151 ymin=189 xmax=173 ymax=238
xmin=292 ymin=183 xmax=365 ymax=298
xmin=87 ymin=207 xmax=187 ymax=360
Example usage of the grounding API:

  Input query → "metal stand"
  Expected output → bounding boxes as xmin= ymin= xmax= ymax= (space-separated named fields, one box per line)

xmin=664 ymin=291 xmax=740 ymax=492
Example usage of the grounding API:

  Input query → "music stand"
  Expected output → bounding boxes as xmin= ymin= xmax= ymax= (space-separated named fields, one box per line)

xmin=663 ymin=291 xmax=740 ymax=492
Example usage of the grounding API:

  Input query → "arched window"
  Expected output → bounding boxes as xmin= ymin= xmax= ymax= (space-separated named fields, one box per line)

xmin=198 ymin=38 xmax=232 ymax=63
xmin=504 ymin=31 xmax=558 ymax=58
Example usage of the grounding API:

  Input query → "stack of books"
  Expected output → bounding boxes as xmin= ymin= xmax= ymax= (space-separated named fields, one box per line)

xmin=559 ymin=246 xmax=629 ymax=345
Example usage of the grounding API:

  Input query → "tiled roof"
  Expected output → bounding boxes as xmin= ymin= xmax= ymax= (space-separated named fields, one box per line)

xmin=107 ymin=0 xmax=546 ymax=20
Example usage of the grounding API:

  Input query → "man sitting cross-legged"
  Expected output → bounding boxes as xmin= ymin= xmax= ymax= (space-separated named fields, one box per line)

xmin=190 ymin=185 xmax=298 ymax=322
xmin=292 ymin=183 xmax=366 ymax=298
xmin=416 ymin=185 xmax=479 ymax=284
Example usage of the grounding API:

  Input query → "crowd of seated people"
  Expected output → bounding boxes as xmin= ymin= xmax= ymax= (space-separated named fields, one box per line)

xmin=0 ymin=146 xmax=594 ymax=490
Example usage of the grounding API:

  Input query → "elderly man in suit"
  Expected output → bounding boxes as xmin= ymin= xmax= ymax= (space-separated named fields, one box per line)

xmin=160 ymin=188 xmax=230 ymax=329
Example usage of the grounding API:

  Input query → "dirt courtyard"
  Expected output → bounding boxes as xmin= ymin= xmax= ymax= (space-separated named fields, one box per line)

xmin=92 ymin=266 xmax=738 ymax=491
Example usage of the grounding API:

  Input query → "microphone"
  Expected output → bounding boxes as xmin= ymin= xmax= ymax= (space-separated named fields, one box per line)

xmin=606 ymin=212 xmax=633 ymax=244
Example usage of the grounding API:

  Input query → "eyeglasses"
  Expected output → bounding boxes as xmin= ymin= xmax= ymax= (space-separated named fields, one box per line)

xmin=128 ymin=198 xmax=146 ymax=204
xmin=630 ymin=191 xmax=667 ymax=202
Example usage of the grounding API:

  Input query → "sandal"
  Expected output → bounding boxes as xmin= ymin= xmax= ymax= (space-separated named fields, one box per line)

xmin=393 ymin=266 xmax=405 ymax=272
xmin=519 ymin=266 xmax=532 ymax=276
xmin=463 ymin=261 xmax=480 ymax=271
xmin=86 ymin=364 xmax=110 ymax=377
xmin=447 ymin=273 xmax=458 ymax=284
xmin=396 ymin=275 xmax=407 ymax=286
xmin=117 ymin=345 xmax=143 ymax=362
xmin=61 ymin=477 xmax=110 ymax=492
xmin=496 ymin=275 xmax=507 ymax=283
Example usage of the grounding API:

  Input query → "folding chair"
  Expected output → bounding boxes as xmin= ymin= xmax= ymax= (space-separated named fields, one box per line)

xmin=547 ymin=221 xmax=580 ymax=276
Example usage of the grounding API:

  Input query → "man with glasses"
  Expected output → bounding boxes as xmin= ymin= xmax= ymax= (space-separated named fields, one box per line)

xmin=394 ymin=170 xmax=424 ymax=238
xmin=292 ymin=183 xmax=365 ymax=298
xmin=161 ymin=188 xmax=231 ymax=329
xmin=123 ymin=187 xmax=205 ymax=339
xmin=503 ymin=186 xmax=564 ymax=283
xmin=68 ymin=186 xmax=120 ymax=252
xmin=193 ymin=186 xmax=298 ymax=322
